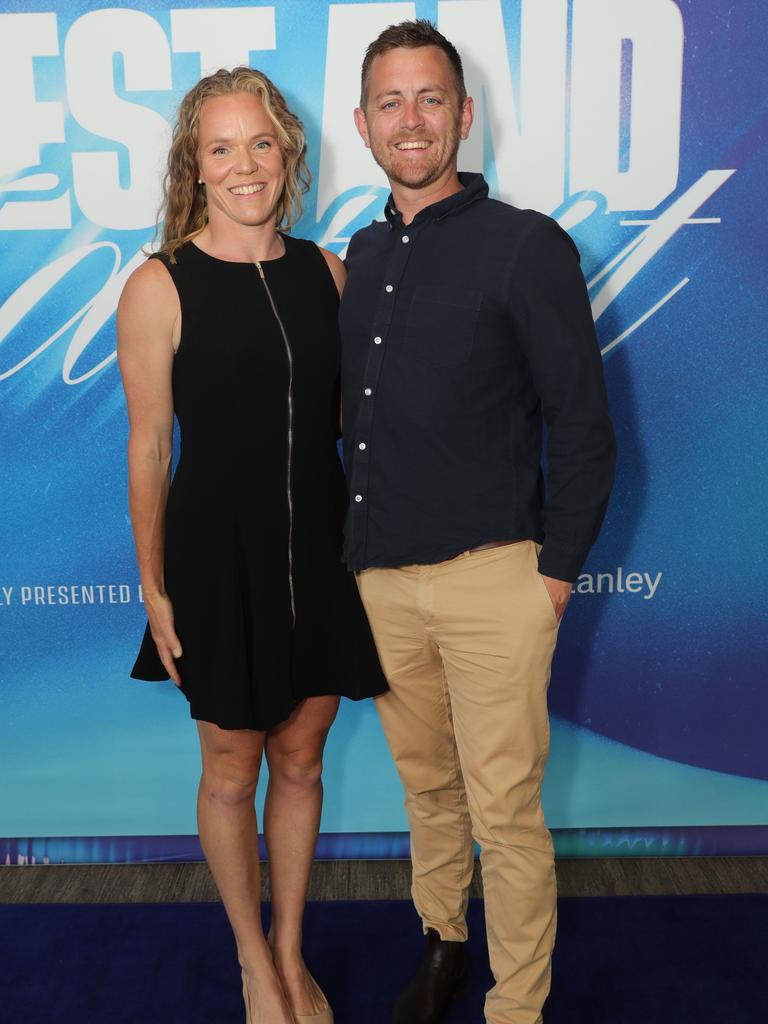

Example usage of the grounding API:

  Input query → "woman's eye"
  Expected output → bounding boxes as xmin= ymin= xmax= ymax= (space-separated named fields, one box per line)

xmin=254 ymin=141 xmax=271 ymax=150
xmin=212 ymin=147 xmax=227 ymax=156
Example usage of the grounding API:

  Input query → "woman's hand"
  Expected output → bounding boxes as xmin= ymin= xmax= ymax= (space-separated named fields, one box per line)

xmin=145 ymin=591 xmax=183 ymax=686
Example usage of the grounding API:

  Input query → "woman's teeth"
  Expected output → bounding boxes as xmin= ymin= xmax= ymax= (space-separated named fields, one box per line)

xmin=229 ymin=183 xmax=265 ymax=195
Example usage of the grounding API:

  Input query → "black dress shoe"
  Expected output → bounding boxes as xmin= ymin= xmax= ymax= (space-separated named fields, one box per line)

xmin=392 ymin=928 xmax=470 ymax=1024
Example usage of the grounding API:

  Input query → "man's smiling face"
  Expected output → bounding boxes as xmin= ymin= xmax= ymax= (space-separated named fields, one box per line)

xmin=355 ymin=45 xmax=472 ymax=192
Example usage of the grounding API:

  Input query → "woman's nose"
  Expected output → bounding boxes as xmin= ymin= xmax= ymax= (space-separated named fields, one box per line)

xmin=234 ymin=146 xmax=258 ymax=173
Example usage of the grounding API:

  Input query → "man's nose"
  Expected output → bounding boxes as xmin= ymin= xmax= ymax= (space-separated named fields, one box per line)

xmin=401 ymin=98 xmax=424 ymax=130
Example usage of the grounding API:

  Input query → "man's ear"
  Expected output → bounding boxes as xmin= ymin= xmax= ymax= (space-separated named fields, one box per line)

xmin=354 ymin=106 xmax=371 ymax=149
xmin=459 ymin=95 xmax=474 ymax=142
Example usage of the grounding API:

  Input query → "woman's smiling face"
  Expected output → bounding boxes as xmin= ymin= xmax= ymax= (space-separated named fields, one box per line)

xmin=196 ymin=92 xmax=285 ymax=230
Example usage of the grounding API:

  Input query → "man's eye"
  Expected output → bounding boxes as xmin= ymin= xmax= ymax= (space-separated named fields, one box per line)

xmin=382 ymin=101 xmax=398 ymax=110
xmin=423 ymin=97 xmax=441 ymax=105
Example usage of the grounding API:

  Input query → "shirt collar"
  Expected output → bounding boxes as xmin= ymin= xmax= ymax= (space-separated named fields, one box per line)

xmin=384 ymin=172 xmax=489 ymax=228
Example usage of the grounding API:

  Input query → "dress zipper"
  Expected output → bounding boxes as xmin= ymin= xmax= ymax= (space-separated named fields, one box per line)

xmin=255 ymin=260 xmax=296 ymax=628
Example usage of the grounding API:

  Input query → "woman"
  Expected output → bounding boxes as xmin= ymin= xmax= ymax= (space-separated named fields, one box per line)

xmin=117 ymin=67 xmax=386 ymax=1024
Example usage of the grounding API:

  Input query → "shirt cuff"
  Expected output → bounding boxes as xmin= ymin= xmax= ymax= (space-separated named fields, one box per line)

xmin=536 ymin=539 xmax=586 ymax=584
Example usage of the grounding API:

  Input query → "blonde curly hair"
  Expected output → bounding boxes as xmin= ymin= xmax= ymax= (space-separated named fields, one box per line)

xmin=159 ymin=67 xmax=310 ymax=260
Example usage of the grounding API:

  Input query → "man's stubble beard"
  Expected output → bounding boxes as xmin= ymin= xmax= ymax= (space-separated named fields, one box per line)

xmin=368 ymin=118 xmax=462 ymax=192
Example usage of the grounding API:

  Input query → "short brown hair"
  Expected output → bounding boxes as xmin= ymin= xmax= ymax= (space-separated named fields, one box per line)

xmin=160 ymin=67 xmax=310 ymax=261
xmin=360 ymin=19 xmax=466 ymax=108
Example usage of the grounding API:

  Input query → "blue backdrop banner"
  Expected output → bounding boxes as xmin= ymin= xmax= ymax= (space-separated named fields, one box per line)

xmin=1 ymin=0 xmax=766 ymax=860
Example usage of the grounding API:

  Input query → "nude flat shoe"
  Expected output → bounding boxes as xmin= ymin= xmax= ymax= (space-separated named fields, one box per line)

xmin=290 ymin=985 xmax=333 ymax=1024
xmin=292 ymin=1008 xmax=333 ymax=1024
xmin=243 ymin=967 xmax=303 ymax=1024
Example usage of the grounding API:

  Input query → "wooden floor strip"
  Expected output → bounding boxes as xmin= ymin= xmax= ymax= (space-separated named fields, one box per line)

xmin=1 ymin=857 xmax=768 ymax=904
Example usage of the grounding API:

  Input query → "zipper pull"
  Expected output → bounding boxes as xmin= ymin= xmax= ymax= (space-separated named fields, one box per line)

xmin=255 ymin=260 xmax=265 ymax=280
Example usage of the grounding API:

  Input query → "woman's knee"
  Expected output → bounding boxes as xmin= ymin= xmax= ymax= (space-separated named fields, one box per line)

xmin=201 ymin=766 xmax=260 ymax=807
xmin=197 ymin=721 xmax=264 ymax=806
xmin=200 ymin=752 xmax=262 ymax=807
xmin=266 ymin=744 xmax=324 ymax=789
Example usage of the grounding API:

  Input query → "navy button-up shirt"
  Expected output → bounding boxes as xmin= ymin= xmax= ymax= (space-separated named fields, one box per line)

xmin=340 ymin=173 xmax=615 ymax=582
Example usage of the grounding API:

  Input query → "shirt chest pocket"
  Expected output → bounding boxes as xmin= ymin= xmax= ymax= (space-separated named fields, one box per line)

xmin=405 ymin=285 xmax=482 ymax=366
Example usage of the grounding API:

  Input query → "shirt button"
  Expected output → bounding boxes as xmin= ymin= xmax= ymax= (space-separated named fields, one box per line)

xmin=354 ymin=494 xmax=363 ymax=502
xmin=385 ymin=284 xmax=393 ymax=293
xmin=373 ymin=336 xmax=382 ymax=345
xmin=364 ymin=387 xmax=372 ymax=396
xmin=358 ymin=442 xmax=366 ymax=450
xmin=402 ymin=235 xmax=410 ymax=243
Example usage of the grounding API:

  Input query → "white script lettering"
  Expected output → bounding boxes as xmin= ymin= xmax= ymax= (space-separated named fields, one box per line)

xmin=574 ymin=569 xmax=663 ymax=600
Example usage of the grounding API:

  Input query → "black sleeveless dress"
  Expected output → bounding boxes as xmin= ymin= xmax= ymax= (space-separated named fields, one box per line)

xmin=130 ymin=235 xmax=387 ymax=729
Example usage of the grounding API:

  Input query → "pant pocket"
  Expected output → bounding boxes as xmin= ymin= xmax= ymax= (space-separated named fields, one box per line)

xmin=532 ymin=543 xmax=560 ymax=628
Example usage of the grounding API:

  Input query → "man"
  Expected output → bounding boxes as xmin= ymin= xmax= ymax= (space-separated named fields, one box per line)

xmin=340 ymin=20 xmax=615 ymax=1024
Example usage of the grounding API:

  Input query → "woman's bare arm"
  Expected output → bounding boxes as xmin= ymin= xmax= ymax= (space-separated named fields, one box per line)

xmin=117 ymin=258 xmax=183 ymax=684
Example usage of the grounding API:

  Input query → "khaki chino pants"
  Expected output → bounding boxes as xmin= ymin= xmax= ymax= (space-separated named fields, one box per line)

xmin=356 ymin=541 xmax=559 ymax=1024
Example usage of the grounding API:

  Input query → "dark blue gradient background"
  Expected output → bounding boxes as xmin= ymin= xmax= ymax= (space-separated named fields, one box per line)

xmin=550 ymin=0 xmax=768 ymax=780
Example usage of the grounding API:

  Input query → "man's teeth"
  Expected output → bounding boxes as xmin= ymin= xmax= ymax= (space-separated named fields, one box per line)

xmin=395 ymin=141 xmax=430 ymax=150
xmin=230 ymin=183 xmax=265 ymax=195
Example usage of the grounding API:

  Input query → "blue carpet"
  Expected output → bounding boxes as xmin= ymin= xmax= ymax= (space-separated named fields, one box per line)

xmin=1 ymin=895 xmax=765 ymax=1023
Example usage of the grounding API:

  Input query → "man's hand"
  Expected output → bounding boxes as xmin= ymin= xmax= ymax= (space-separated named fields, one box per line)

xmin=540 ymin=575 xmax=572 ymax=623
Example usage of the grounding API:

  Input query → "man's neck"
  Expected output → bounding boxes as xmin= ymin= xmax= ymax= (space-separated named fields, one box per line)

xmin=391 ymin=170 xmax=464 ymax=226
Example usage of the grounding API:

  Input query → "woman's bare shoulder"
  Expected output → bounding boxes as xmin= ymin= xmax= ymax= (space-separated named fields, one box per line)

xmin=118 ymin=255 xmax=180 ymax=350
xmin=122 ymin=254 xmax=176 ymax=301
xmin=318 ymin=246 xmax=346 ymax=296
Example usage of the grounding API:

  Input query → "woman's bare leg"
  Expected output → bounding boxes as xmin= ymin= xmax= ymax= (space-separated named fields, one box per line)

xmin=264 ymin=696 xmax=340 ymax=1015
xmin=196 ymin=720 xmax=293 ymax=1024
